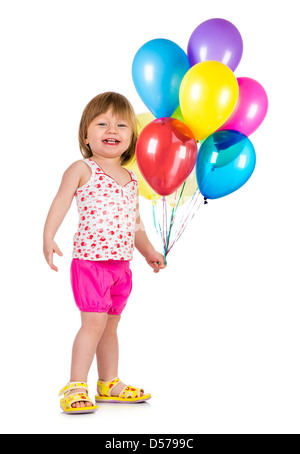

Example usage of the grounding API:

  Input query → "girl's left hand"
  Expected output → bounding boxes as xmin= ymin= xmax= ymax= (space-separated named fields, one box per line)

xmin=145 ymin=250 xmax=167 ymax=273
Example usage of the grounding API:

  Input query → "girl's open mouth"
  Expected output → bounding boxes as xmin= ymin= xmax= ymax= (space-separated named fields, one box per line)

xmin=102 ymin=139 xmax=120 ymax=144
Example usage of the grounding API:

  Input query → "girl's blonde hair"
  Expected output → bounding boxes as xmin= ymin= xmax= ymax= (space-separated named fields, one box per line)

xmin=78 ymin=92 xmax=138 ymax=166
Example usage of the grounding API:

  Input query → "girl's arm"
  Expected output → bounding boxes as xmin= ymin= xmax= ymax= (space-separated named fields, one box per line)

xmin=43 ymin=161 xmax=83 ymax=271
xmin=134 ymin=190 xmax=166 ymax=273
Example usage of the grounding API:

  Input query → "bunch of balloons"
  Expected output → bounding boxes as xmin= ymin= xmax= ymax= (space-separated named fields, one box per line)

xmin=129 ymin=18 xmax=268 ymax=261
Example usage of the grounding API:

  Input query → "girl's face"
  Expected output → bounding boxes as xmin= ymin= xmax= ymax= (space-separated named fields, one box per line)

xmin=85 ymin=108 xmax=132 ymax=161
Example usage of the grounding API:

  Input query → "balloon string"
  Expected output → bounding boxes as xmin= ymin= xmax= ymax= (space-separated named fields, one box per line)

xmin=162 ymin=196 xmax=168 ymax=264
xmin=152 ymin=192 xmax=165 ymax=249
xmin=167 ymin=187 xmax=199 ymax=249
xmin=166 ymin=194 xmax=177 ymax=251
xmin=164 ymin=195 xmax=168 ymax=251
xmin=173 ymin=190 xmax=202 ymax=244
xmin=167 ymin=194 xmax=204 ymax=254
xmin=152 ymin=192 xmax=158 ymax=234
xmin=152 ymin=204 xmax=158 ymax=234
xmin=167 ymin=189 xmax=203 ymax=256
xmin=167 ymin=191 xmax=203 ymax=255
xmin=152 ymin=186 xmax=201 ymax=265
xmin=166 ymin=182 xmax=186 ymax=252
xmin=162 ymin=196 xmax=166 ymax=249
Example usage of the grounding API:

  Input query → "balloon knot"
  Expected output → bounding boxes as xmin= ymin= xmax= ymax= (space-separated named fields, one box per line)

xmin=204 ymin=198 xmax=208 ymax=205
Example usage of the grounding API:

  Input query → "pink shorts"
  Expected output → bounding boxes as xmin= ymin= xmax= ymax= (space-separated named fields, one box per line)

xmin=70 ymin=259 xmax=132 ymax=314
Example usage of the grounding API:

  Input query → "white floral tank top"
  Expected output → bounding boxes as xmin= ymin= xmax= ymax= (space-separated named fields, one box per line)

xmin=72 ymin=158 xmax=139 ymax=261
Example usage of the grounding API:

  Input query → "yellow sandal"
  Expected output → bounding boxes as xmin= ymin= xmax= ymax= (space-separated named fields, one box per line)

xmin=95 ymin=377 xmax=151 ymax=403
xmin=59 ymin=382 xmax=98 ymax=414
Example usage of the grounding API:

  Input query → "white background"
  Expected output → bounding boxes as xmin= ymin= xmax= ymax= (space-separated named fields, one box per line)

xmin=0 ymin=0 xmax=299 ymax=434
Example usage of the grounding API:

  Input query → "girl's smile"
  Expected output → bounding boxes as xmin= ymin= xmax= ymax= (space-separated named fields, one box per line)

xmin=85 ymin=108 xmax=131 ymax=159
xmin=102 ymin=138 xmax=120 ymax=145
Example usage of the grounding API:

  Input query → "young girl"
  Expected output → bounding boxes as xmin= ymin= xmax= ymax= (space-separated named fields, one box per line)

xmin=43 ymin=92 xmax=166 ymax=414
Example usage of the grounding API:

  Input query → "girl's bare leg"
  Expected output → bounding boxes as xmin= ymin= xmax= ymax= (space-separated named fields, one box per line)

xmin=96 ymin=314 xmax=143 ymax=396
xmin=70 ymin=312 xmax=108 ymax=408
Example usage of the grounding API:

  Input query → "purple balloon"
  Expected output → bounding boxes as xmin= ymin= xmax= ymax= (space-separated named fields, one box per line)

xmin=187 ymin=18 xmax=243 ymax=72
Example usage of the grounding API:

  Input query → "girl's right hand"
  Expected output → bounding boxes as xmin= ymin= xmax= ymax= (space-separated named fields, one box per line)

xmin=43 ymin=239 xmax=63 ymax=272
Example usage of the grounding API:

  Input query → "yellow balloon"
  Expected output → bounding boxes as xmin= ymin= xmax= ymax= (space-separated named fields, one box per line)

xmin=125 ymin=157 xmax=158 ymax=201
xmin=179 ymin=61 xmax=239 ymax=140
xmin=136 ymin=112 xmax=155 ymax=135
xmin=166 ymin=168 xmax=198 ymax=207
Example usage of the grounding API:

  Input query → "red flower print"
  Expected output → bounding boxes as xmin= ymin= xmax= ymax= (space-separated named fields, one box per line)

xmin=73 ymin=160 xmax=137 ymax=260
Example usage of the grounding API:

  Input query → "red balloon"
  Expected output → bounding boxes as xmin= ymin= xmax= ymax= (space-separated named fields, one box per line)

xmin=136 ymin=118 xmax=197 ymax=196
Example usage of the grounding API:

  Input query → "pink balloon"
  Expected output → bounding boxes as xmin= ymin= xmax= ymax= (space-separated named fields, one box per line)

xmin=219 ymin=77 xmax=268 ymax=136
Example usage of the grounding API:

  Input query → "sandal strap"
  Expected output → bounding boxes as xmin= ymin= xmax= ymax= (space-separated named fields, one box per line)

xmin=97 ymin=377 xmax=120 ymax=397
xmin=97 ymin=378 xmax=144 ymax=399
xmin=64 ymin=392 xmax=93 ymax=409
xmin=119 ymin=385 xmax=144 ymax=399
xmin=59 ymin=381 xmax=88 ymax=397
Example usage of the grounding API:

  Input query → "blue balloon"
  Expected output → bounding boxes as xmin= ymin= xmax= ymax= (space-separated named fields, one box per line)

xmin=132 ymin=39 xmax=190 ymax=118
xmin=196 ymin=130 xmax=256 ymax=199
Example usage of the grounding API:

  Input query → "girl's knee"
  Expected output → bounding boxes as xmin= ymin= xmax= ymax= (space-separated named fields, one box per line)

xmin=106 ymin=313 xmax=121 ymax=330
xmin=81 ymin=312 xmax=108 ymax=333
xmin=108 ymin=314 xmax=121 ymax=323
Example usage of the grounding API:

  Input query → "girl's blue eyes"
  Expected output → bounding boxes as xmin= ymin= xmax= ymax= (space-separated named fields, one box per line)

xmin=98 ymin=123 xmax=128 ymax=128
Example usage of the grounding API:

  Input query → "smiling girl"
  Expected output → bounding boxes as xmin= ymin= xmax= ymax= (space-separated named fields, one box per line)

xmin=43 ymin=92 xmax=166 ymax=414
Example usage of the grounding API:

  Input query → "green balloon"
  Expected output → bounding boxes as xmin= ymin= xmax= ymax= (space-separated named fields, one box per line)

xmin=171 ymin=105 xmax=185 ymax=123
